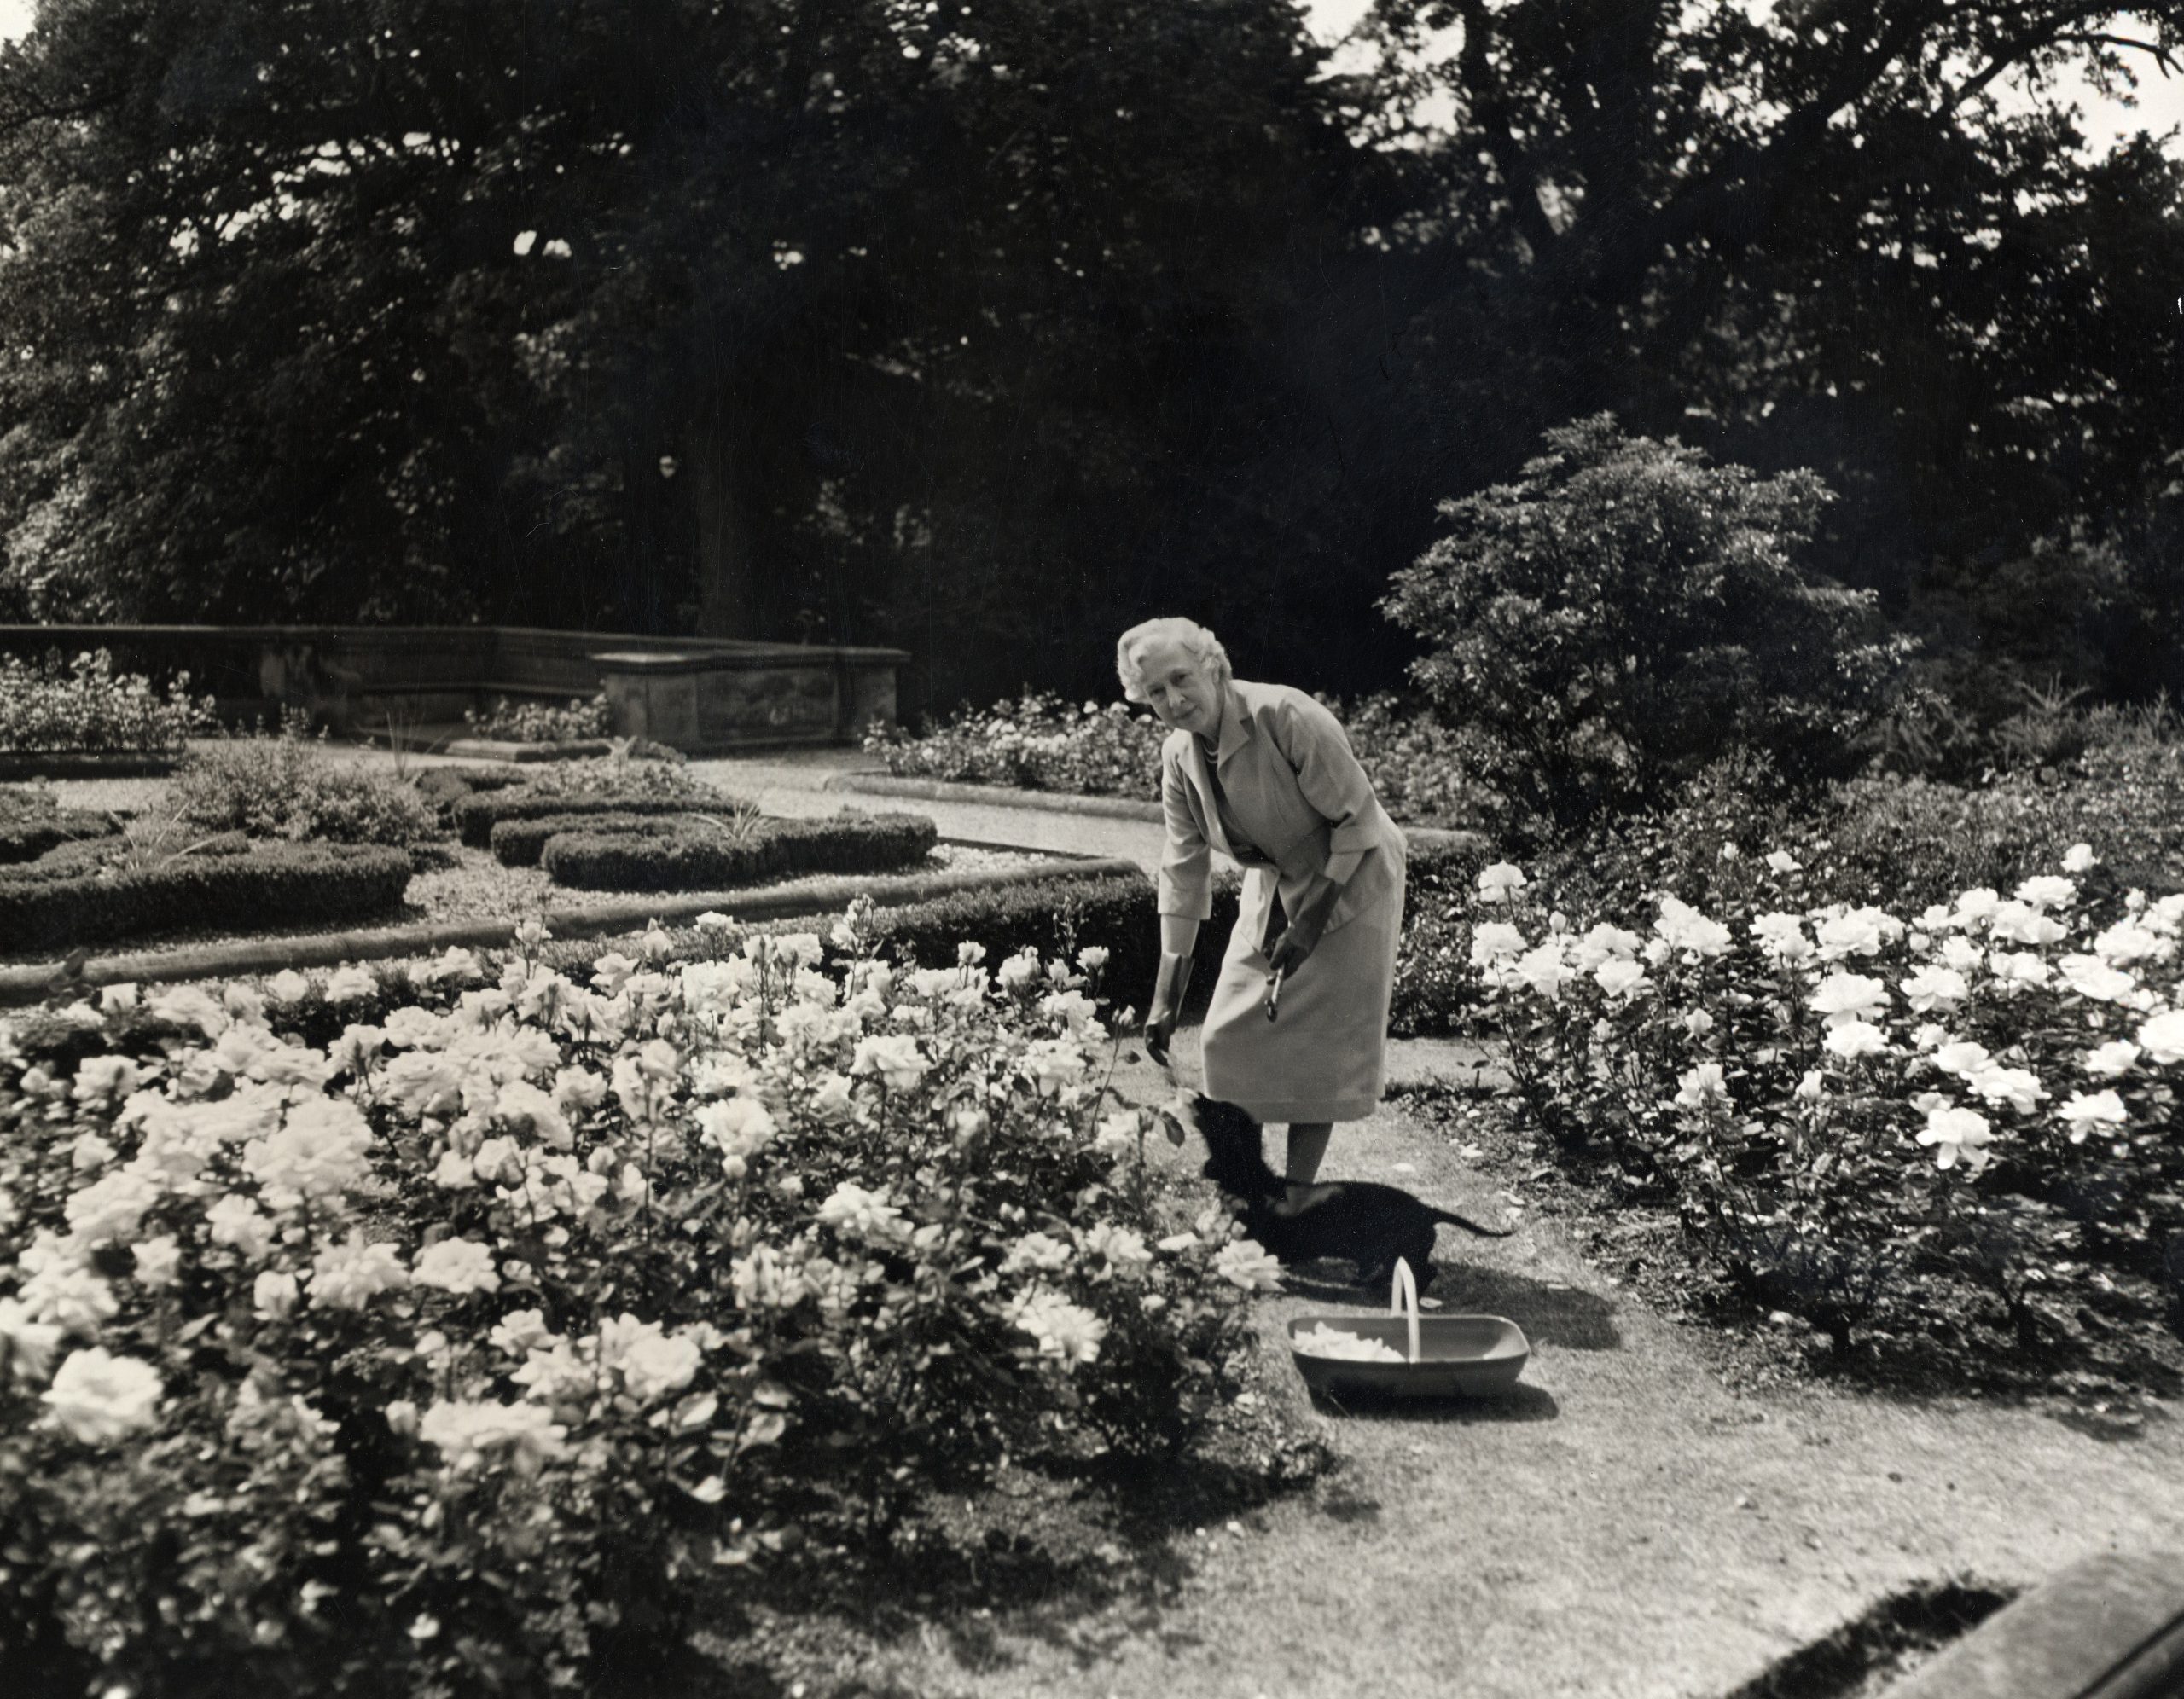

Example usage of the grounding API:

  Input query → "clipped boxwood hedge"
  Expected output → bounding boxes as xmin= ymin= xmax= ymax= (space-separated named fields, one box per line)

xmin=0 ymin=809 xmax=119 ymax=866
xmin=451 ymin=790 xmax=717 ymax=848
xmin=488 ymin=811 xmax=680 ymax=868
xmin=0 ymin=842 xmax=415 ymax=953
xmin=540 ymin=813 xmax=939 ymax=892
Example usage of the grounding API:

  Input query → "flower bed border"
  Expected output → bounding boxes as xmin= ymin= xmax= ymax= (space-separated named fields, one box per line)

xmin=0 ymin=852 xmax=1142 ymax=1004
xmin=0 ymin=751 xmax=183 ymax=780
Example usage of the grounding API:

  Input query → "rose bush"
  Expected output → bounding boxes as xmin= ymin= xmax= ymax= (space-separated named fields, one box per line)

xmin=0 ymin=902 xmax=1282 ymax=1696
xmin=0 ymin=649 xmax=215 ymax=757
xmin=1434 ymin=844 xmax=2184 ymax=1370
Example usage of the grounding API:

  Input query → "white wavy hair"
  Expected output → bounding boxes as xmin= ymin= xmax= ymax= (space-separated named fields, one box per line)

xmin=1115 ymin=617 xmax=1232 ymax=703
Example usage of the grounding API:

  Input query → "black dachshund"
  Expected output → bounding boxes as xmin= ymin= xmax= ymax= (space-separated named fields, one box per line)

xmin=1182 ymin=1095 xmax=1512 ymax=1291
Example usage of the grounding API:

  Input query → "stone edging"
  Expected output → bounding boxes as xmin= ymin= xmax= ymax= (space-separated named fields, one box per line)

xmin=0 ymin=751 xmax=183 ymax=781
xmin=827 ymin=770 xmax=1166 ymax=820
xmin=828 ymin=770 xmax=1489 ymax=850
xmin=439 ymin=737 xmax=615 ymax=763
xmin=0 ymin=855 xmax=1145 ymax=1006
xmin=1887 ymin=1547 xmax=2184 ymax=1697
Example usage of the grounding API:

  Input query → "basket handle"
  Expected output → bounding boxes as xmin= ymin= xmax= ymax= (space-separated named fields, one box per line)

xmin=1389 ymin=1257 xmax=1421 ymax=1364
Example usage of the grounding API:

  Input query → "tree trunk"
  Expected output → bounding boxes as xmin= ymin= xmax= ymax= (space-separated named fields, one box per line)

xmin=690 ymin=407 xmax=755 ymax=639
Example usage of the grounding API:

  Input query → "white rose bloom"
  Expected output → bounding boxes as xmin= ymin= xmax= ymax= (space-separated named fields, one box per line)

xmin=323 ymin=965 xmax=380 ymax=1004
xmin=132 ymin=1236 xmax=183 ymax=1290
xmin=1469 ymin=922 xmax=1527 ymax=967
xmin=1968 ymin=1066 xmax=2047 ymax=1115
xmin=1988 ymin=901 xmax=2063 ymax=946
xmin=1821 ymin=1021 xmax=1889 ymax=1061
xmin=412 ymin=1238 xmax=502 ymax=1296
xmin=1655 ymin=896 xmax=1734 ymax=958
xmin=1573 ymin=923 xmax=1644 ymax=970
xmin=1990 ymin=952 xmax=2052 ymax=992
xmin=851 ymin=1033 xmax=928 ymax=1091
xmin=1900 ymin=966 xmax=1968 ymax=1013
xmin=2084 ymin=1040 xmax=2142 ymax=1078
xmin=1002 ymin=1232 xmax=1074 ymax=1275
xmin=2094 ymin=920 xmax=2170 ymax=966
xmin=1765 ymin=850 xmax=1802 ymax=875
xmin=1093 ymin=1110 xmax=1141 ymax=1155
xmin=489 ymin=1308 xmax=558 ymax=1357
xmin=1007 ymin=1288 xmax=1109 ymax=1366
xmin=1809 ymin=972 xmax=1890 ymax=1027
xmin=1673 ymin=1062 xmax=1732 ymax=1109
xmin=1211 ymin=1239 xmax=1285 ymax=1292
xmin=1952 ymin=888 xmax=2001 ymax=925
xmin=1917 ymin=1105 xmax=1995 ymax=1173
xmin=1937 ymin=936 xmax=1984 ymax=974
xmin=2057 ymin=1090 xmax=2129 ymax=1142
xmin=1931 ymin=1041 xmax=1994 ymax=1079
xmin=816 ymin=1181 xmax=908 ymax=1243
xmin=1019 ymin=1038 xmax=1088 ymax=1095
xmin=206 ymin=1195 xmax=278 ymax=1261
xmin=1793 ymin=1069 xmax=1827 ymax=1103
xmin=1594 ymin=959 xmax=1651 ymax=1000
xmin=1474 ymin=861 xmax=1528 ymax=903
xmin=243 ymin=1099 xmax=376 ymax=1211
xmin=1750 ymin=913 xmax=1814 ymax=963
xmin=418 ymin=1399 xmax=567 ymax=1474
xmin=2137 ymin=1010 xmax=2184 ymax=1066
xmin=2062 ymin=844 xmax=2098 ymax=873
xmin=309 ymin=1235 xmax=411 ymax=1309
xmin=42 ymin=1348 xmax=163 ymax=1443
xmin=2013 ymin=875 xmax=2077 ymax=910
xmin=996 ymin=951 xmax=1042 ymax=990
xmin=253 ymin=1269 xmax=301 ymax=1320
xmin=1082 ymin=1222 xmax=1153 ymax=1273
xmin=2056 ymin=955 xmax=2136 ymax=1004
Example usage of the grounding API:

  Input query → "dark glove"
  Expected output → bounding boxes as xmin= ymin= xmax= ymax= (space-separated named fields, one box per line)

xmin=1142 ymin=949 xmax=1193 ymax=1069
xmin=1266 ymin=875 xmax=1342 ymax=977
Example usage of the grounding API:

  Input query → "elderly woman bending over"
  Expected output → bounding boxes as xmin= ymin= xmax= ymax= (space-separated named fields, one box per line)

xmin=1118 ymin=617 xmax=1408 ymax=1209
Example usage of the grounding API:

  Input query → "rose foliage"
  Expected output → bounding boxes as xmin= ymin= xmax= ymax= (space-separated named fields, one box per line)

xmin=1444 ymin=846 xmax=2184 ymax=1368
xmin=0 ymin=903 xmax=1279 ymax=1696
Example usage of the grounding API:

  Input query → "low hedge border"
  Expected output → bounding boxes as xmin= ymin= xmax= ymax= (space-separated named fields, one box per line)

xmin=0 ymin=855 xmax=1142 ymax=1006
xmin=489 ymin=811 xmax=680 ymax=868
xmin=0 ymin=751 xmax=184 ymax=781
xmin=452 ymin=790 xmax=725 ymax=847
xmin=540 ymin=812 xmax=939 ymax=891
xmin=0 ymin=842 xmax=415 ymax=954
xmin=0 ymin=810 xmax=121 ymax=866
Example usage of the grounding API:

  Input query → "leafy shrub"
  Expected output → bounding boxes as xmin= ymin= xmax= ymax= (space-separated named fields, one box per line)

xmin=171 ymin=716 xmax=439 ymax=848
xmin=0 ymin=841 xmax=414 ymax=951
xmin=463 ymin=692 xmax=612 ymax=743
xmin=1381 ymin=412 xmax=1913 ymax=842
xmin=1432 ymin=836 xmax=2184 ymax=1380
xmin=539 ymin=812 xmax=938 ymax=891
xmin=868 ymin=688 xmax=1488 ymax=828
xmin=0 ymin=649 xmax=215 ymax=756
xmin=410 ymin=764 xmax=531 ymax=816
xmin=0 ymin=906 xmax=1289 ymax=1696
xmin=867 ymin=690 xmax=1165 ymax=796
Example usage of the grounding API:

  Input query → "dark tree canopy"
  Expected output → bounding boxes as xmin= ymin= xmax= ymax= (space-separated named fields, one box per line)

xmin=0 ymin=0 xmax=2179 ymax=713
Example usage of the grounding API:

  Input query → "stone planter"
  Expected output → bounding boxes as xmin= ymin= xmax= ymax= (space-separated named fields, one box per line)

xmin=595 ymin=646 xmax=905 ymax=755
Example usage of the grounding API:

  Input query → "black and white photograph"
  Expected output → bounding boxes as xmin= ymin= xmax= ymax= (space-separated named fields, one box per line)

xmin=1 ymin=2 xmax=2181 ymax=1694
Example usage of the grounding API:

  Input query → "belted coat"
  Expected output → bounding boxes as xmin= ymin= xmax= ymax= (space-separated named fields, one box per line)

xmin=1156 ymin=680 xmax=1408 ymax=1123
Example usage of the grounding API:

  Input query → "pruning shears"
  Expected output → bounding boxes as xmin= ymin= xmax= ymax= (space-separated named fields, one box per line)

xmin=1263 ymin=965 xmax=1286 ymax=1023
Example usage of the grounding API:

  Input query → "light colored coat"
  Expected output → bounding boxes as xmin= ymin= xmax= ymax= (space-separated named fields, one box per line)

xmin=1157 ymin=680 xmax=1406 ymax=954
xmin=1157 ymin=680 xmax=1409 ymax=1124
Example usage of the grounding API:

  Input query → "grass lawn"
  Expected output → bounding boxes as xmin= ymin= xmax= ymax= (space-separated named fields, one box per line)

xmin=747 ymin=1030 xmax=2184 ymax=1699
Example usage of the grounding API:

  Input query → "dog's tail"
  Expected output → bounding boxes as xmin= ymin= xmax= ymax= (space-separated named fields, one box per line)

xmin=1430 ymin=1206 xmax=1517 ymax=1238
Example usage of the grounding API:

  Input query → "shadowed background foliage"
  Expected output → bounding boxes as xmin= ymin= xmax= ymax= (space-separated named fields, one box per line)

xmin=0 ymin=0 xmax=2180 ymax=719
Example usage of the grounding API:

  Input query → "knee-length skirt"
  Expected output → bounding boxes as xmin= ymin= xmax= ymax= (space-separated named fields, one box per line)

xmin=1199 ymin=861 xmax=1405 ymax=1125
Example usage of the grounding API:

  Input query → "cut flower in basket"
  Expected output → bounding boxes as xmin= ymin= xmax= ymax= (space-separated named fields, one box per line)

xmin=1292 ymin=1323 xmax=1405 ymax=1363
